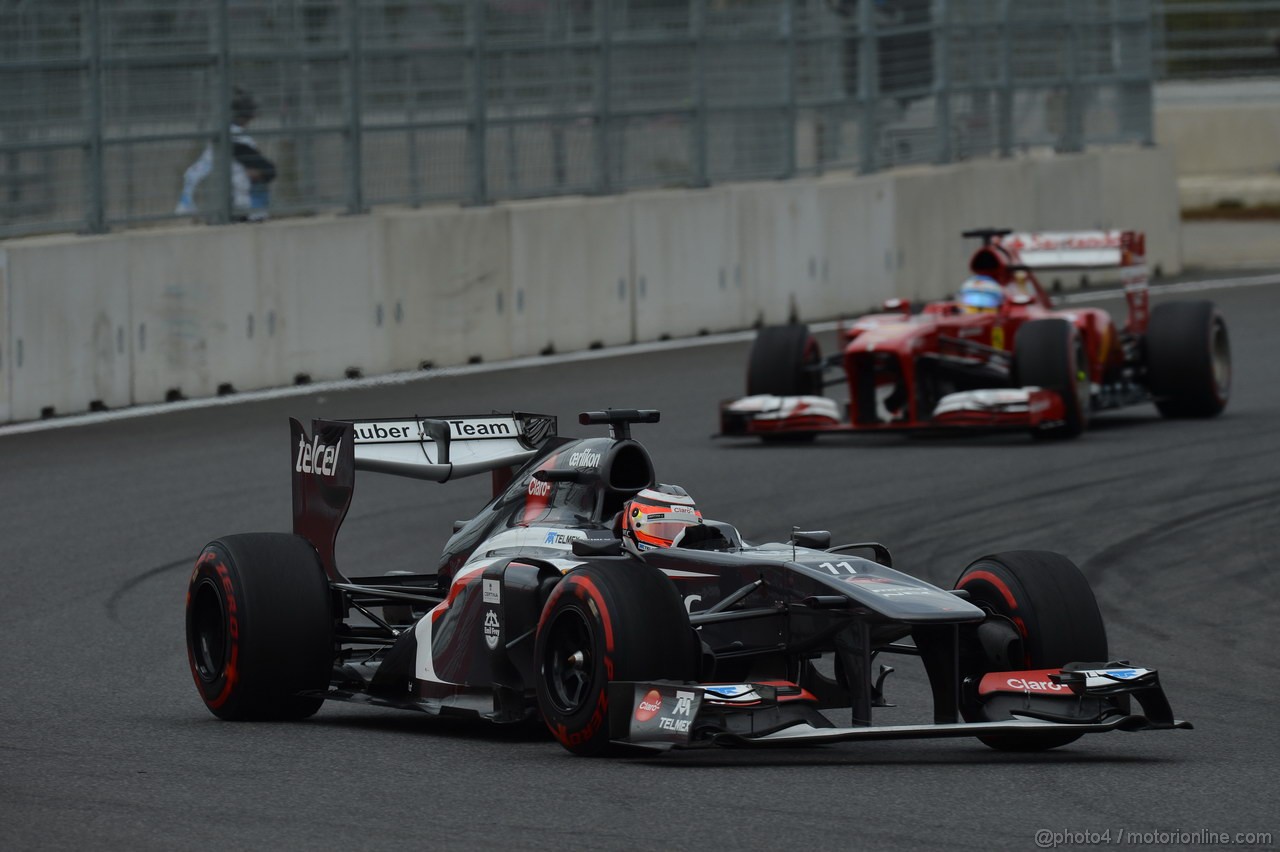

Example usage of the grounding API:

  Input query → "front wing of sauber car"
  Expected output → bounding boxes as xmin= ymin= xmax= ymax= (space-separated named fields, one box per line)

xmin=607 ymin=666 xmax=1191 ymax=751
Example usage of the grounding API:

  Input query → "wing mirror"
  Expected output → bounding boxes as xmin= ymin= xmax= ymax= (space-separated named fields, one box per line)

xmin=790 ymin=529 xmax=832 ymax=549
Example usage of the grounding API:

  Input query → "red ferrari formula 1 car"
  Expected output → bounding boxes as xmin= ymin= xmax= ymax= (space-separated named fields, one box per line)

xmin=720 ymin=229 xmax=1231 ymax=441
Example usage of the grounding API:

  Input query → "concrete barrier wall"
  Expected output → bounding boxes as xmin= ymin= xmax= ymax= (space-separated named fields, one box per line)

xmin=510 ymin=196 xmax=632 ymax=355
xmin=260 ymin=216 xmax=390 ymax=384
xmin=731 ymin=182 xmax=826 ymax=326
xmin=7 ymin=234 xmax=132 ymax=418
xmin=1156 ymin=105 xmax=1280 ymax=176
xmin=816 ymin=173 xmax=898 ymax=317
xmin=631 ymin=188 xmax=741 ymax=341
xmin=382 ymin=205 xmax=512 ymax=369
xmin=0 ymin=148 xmax=1181 ymax=423
xmin=0 ymin=249 xmax=9 ymax=423
xmin=1096 ymin=147 xmax=1182 ymax=277
xmin=128 ymin=226 xmax=261 ymax=402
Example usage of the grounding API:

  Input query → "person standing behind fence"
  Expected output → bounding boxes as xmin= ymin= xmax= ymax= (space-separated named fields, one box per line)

xmin=175 ymin=87 xmax=276 ymax=222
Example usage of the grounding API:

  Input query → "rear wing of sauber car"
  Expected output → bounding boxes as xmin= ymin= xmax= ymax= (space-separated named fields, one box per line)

xmin=289 ymin=412 xmax=557 ymax=581
xmin=1000 ymin=230 xmax=1149 ymax=334
xmin=348 ymin=413 xmax=556 ymax=482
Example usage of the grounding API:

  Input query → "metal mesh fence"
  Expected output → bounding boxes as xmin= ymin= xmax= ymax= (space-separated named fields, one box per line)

xmin=0 ymin=0 xmax=1156 ymax=238
xmin=1156 ymin=0 xmax=1280 ymax=78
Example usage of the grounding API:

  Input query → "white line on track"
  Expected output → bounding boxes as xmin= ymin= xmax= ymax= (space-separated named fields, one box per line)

xmin=3 ymin=270 xmax=1276 ymax=438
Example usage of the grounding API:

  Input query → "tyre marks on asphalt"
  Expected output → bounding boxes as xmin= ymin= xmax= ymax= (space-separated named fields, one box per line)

xmin=104 ymin=556 xmax=195 ymax=623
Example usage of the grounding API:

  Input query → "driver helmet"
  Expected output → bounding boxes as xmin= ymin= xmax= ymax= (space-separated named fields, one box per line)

xmin=959 ymin=275 xmax=1004 ymax=313
xmin=622 ymin=484 xmax=702 ymax=551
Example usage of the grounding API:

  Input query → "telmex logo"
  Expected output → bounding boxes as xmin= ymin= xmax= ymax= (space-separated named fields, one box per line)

xmin=569 ymin=449 xmax=602 ymax=468
xmin=295 ymin=434 xmax=339 ymax=476
xmin=634 ymin=689 xmax=662 ymax=722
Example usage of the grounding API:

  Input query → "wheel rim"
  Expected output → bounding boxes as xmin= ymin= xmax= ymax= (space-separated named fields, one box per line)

xmin=1211 ymin=319 xmax=1231 ymax=398
xmin=542 ymin=605 xmax=598 ymax=715
xmin=189 ymin=578 xmax=227 ymax=683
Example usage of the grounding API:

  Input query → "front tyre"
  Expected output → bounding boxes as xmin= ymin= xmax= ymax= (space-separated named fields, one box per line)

xmin=1146 ymin=300 xmax=1230 ymax=418
xmin=535 ymin=563 xmax=697 ymax=756
xmin=746 ymin=324 xmax=824 ymax=444
xmin=747 ymin=324 xmax=823 ymax=398
xmin=955 ymin=550 xmax=1107 ymax=751
xmin=186 ymin=533 xmax=335 ymax=721
xmin=1013 ymin=318 xmax=1090 ymax=440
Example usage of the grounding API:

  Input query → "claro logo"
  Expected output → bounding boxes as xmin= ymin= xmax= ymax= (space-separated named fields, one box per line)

xmin=1007 ymin=677 xmax=1065 ymax=692
xmin=634 ymin=689 xmax=662 ymax=722
xmin=295 ymin=434 xmax=340 ymax=477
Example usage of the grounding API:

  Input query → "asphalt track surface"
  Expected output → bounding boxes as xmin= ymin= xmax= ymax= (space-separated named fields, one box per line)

xmin=2 ymin=275 xmax=1278 ymax=851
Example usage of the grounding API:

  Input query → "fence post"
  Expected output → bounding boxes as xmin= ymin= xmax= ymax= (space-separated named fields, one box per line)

xmin=1114 ymin=0 xmax=1155 ymax=146
xmin=691 ymin=0 xmax=709 ymax=186
xmin=550 ymin=0 xmax=567 ymax=190
xmin=594 ymin=0 xmax=613 ymax=193
xmin=998 ymin=0 xmax=1013 ymax=157
xmin=466 ymin=0 xmax=488 ymax=205
xmin=346 ymin=0 xmax=365 ymax=213
xmin=782 ymin=0 xmax=797 ymax=179
xmin=857 ymin=0 xmax=878 ymax=173
xmin=933 ymin=0 xmax=951 ymax=164
xmin=1061 ymin=0 xmax=1084 ymax=153
xmin=213 ymin=0 xmax=233 ymax=224
xmin=82 ymin=0 xmax=105 ymax=233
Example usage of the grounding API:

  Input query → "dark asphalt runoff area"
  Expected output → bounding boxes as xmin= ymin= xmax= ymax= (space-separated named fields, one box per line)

xmin=1 ymin=273 xmax=1277 ymax=851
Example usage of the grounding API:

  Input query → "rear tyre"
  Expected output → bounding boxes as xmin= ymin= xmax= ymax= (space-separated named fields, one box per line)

xmin=746 ymin=324 xmax=824 ymax=444
xmin=1146 ymin=300 xmax=1230 ymax=418
xmin=186 ymin=533 xmax=334 ymax=721
xmin=955 ymin=550 xmax=1108 ymax=751
xmin=1013 ymin=318 xmax=1089 ymax=440
xmin=535 ymin=562 xmax=698 ymax=756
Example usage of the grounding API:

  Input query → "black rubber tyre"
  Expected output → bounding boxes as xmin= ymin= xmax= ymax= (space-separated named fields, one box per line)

xmin=746 ymin=324 xmax=824 ymax=444
xmin=535 ymin=562 xmax=698 ymax=756
xmin=186 ymin=533 xmax=334 ymax=721
xmin=746 ymin=324 xmax=823 ymax=397
xmin=1146 ymin=300 xmax=1230 ymax=418
xmin=954 ymin=550 xmax=1108 ymax=751
xmin=1013 ymin=318 xmax=1089 ymax=440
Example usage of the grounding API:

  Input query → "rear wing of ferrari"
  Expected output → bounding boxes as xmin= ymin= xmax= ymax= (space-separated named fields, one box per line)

xmin=1004 ymin=231 xmax=1148 ymax=333
xmin=998 ymin=231 xmax=1142 ymax=270
xmin=975 ymin=229 xmax=1149 ymax=334
xmin=289 ymin=412 xmax=557 ymax=580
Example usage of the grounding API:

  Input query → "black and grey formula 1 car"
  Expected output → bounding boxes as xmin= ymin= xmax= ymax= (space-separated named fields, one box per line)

xmin=185 ymin=408 xmax=1190 ymax=755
